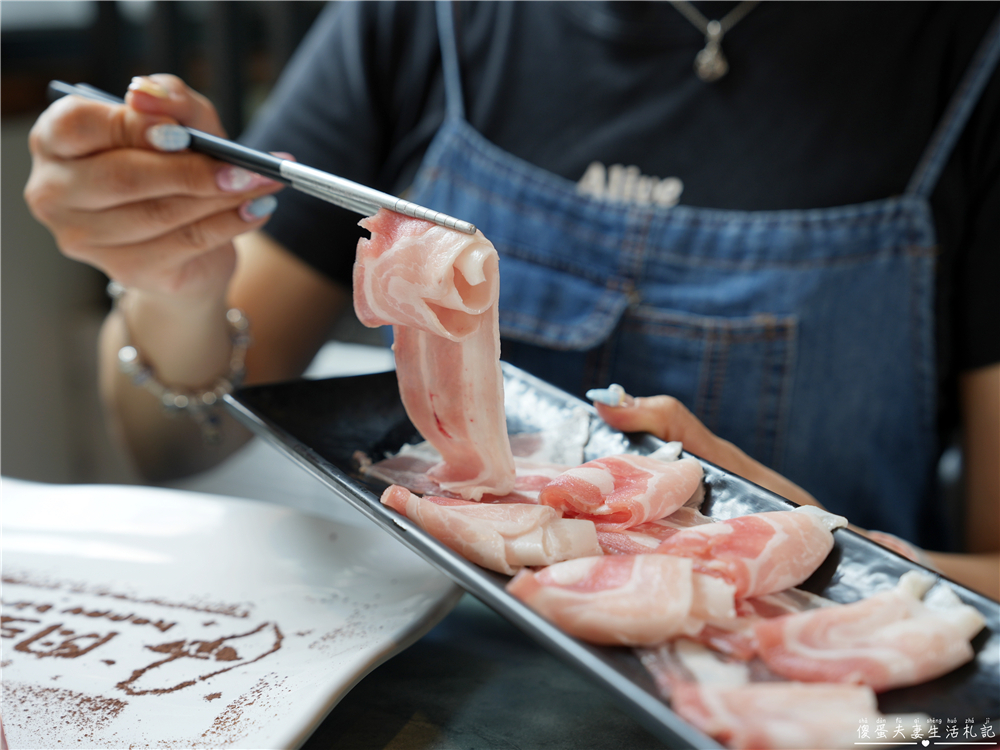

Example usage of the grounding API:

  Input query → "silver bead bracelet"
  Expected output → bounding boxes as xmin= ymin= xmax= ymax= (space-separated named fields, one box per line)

xmin=108 ymin=280 xmax=250 ymax=444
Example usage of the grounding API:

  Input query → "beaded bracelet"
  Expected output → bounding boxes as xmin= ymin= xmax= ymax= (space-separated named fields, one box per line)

xmin=108 ymin=280 xmax=251 ymax=444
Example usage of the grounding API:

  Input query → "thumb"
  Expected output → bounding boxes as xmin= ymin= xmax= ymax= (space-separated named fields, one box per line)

xmin=126 ymin=74 xmax=226 ymax=137
xmin=30 ymin=94 xmax=179 ymax=160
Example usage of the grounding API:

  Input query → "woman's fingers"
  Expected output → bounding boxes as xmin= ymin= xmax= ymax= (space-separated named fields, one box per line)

xmin=55 ymin=188 xmax=274 ymax=249
xmin=29 ymin=74 xmax=226 ymax=162
xmin=24 ymin=73 xmax=294 ymax=300
xmin=29 ymin=96 xmax=173 ymax=161
xmin=595 ymin=395 xmax=731 ymax=458
xmin=67 ymin=199 xmax=276 ymax=292
xmin=126 ymin=74 xmax=227 ymax=136
xmin=37 ymin=149 xmax=268 ymax=213
xmin=595 ymin=394 xmax=823 ymax=509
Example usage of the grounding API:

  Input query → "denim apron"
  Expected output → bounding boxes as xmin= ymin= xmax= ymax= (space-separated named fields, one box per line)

xmin=404 ymin=3 xmax=1000 ymax=547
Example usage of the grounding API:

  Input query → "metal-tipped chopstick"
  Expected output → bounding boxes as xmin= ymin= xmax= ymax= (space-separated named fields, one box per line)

xmin=47 ymin=80 xmax=477 ymax=235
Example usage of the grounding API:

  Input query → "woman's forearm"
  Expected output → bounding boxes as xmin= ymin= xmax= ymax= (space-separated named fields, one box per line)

xmin=98 ymin=291 xmax=252 ymax=482
xmin=926 ymin=552 xmax=1000 ymax=602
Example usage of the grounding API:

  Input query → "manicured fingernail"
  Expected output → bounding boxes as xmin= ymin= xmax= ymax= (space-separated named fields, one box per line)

xmin=240 ymin=195 xmax=277 ymax=221
xmin=129 ymin=76 xmax=170 ymax=99
xmin=586 ymin=384 xmax=634 ymax=407
xmin=146 ymin=123 xmax=190 ymax=151
xmin=216 ymin=165 xmax=275 ymax=192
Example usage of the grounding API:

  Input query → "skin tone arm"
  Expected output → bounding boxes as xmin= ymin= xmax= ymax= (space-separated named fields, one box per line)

xmin=925 ymin=363 xmax=1000 ymax=599
xmin=596 ymin=370 xmax=1000 ymax=601
xmin=98 ymin=230 xmax=348 ymax=480
xmin=26 ymin=74 xmax=347 ymax=480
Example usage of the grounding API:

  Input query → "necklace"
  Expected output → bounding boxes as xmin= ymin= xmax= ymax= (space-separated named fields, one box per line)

xmin=669 ymin=1 xmax=760 ymax=82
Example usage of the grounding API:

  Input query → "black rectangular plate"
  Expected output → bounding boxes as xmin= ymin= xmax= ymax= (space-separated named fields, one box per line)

xmin=226 ymin=363 xmax=999 ymax=748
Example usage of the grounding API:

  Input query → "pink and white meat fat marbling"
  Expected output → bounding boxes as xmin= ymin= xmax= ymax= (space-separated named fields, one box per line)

xmin=653 ymin=506 xmax=848 ymax=598
xmin=380 ymin=485 xmax=601 ymax=575
xmin=506 ymin=554 xmax=736 ymax=646
xmin=669 ymin=681 xmax=924 ymax=750
xmin=354 ymin=210 xmax=515 ymax=500
xmin=538 ymin=454 xmax=705 ymax=530
xmin=753 ymin=570 xmax=986 ymax=692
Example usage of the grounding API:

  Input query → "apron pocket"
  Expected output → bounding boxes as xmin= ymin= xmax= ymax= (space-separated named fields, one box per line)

xmin=617 ymin=306 xmax=798 ymax=470
xmin=497 ymin=252 xmax=630 ymax=351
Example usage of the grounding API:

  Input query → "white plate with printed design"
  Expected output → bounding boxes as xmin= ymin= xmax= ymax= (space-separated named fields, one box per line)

xmin=1 ymin=478 xmax=461 ymax=749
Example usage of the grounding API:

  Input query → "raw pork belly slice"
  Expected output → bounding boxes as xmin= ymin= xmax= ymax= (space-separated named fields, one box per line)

xmin=639 ymin=638 xmax=752 ymax=694
xmin=381 ymin=485 xmax=600 ymax=575
xmin=354 ymin=210 xmax=515 ymax=500
xmin=506 ymin=554 xmax=735 ymax=646
xmin=669 ymin=681 xmax=925 ymax=750
xmin=692 ymin=589 xmax=835 ymax=660
xmin=754 ymin=571 xmax=987 ymax=692
xmin=360 ymin=445 xmax=565 ymax=504
xmin=598 ymin=507 xmax=713 ymax=555
xmin=538 ymin=455 xmax=704 ymax=530
xmin=654 ymin=506 xmax=847 ymax=598
xmin=639 ymin=640 xmax=928 ymax=749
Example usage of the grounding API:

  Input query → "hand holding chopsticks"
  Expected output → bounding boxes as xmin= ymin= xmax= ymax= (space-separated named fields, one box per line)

xmin=47 ymin=80 xmax=476 ymax=235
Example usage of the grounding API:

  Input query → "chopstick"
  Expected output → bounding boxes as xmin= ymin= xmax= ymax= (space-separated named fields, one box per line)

xmin=47 ymin=80 xmax=477 ymax=235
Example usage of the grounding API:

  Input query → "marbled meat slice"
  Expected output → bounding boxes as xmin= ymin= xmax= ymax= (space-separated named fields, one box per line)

xmin=754 ymin=571 xmax=986 ymax=692
xmin=669 ymin=681 xmax=926 ymax=750
xmin=598 ymin=506 xmax=714 ymax=555
xmin=354 ymin=210 xmax=515 ymax=500
xmin=381 ymin=485 xmax=600 ymax=575
xmin=506 ymin=554 xmax=735 ymax=646
xmin=653 ymin=506 xmax=847 ymax=598
xmin=538 ymin=455 xmax=704 ymax=530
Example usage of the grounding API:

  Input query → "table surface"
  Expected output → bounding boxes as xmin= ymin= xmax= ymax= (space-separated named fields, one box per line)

xmin=301 ymin=593 xmax=665 ymax=750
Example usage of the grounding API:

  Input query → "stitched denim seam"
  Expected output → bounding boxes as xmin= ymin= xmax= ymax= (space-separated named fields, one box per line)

xmin=638 ymin=243 xmax=937 ymax=273
xmin=695 ymin=328 xmax=718 ymax=431
xmin=708 ymin=329 xmax=731 ymax=433
xmin=771 ymin=319 xmax=798 ymax=471
xmin=623 ymin=310 xmax=798 ymax=338
xmin=620 ymin=210 xmax=652 ymax=279
xmin=909 ymin=252 xmax=938 ymax=434
xmin=753 ymin=327 xmax=794 ymax=467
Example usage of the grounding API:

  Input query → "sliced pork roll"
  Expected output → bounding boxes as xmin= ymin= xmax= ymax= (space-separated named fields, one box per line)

xmin=507 ymin=554 xmax=735 ymax=646
xmin=381 ymin=485 xmax=600 ymax=575
xmin=538 ymin=454 xmax=704 ymax=530
xmin=355 ymin=210 xmax=515 ymax=500
xmin=754 ymin=571 xmax=986 ymax=692
xmin=654 ymin=506 xmax=847 ymax=598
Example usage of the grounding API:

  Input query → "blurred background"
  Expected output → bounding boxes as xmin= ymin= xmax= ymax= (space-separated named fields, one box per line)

xmin=1 ymin=1 xmax=327 ymax=485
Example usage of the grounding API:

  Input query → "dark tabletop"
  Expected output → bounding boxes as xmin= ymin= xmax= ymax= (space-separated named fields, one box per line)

xmin=301 ymin=593 xmax=666 ymax=750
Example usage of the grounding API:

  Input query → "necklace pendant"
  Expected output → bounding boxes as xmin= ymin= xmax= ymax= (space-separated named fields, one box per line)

xmin=695 ymin=40 xmax=728 ymax=82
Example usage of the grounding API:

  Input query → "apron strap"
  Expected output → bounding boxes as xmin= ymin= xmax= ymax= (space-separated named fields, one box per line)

xmin=906 ymin=11 xmax=1000 ymax=198
xmin=436 ymin=1 xmax=467 ymax=122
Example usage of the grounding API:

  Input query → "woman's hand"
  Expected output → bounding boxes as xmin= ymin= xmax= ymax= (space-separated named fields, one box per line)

xmin=24 ymin=74 xmax=281 ymax=301
xmin=594 ymin=387 xmax=999 ymax=599
xmin=594 ymin=393 xmax=822 ymax=509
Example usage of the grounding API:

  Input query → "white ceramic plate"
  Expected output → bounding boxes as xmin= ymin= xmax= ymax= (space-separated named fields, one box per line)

xmin=1 ymin=478 xmax=462 ymax=749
